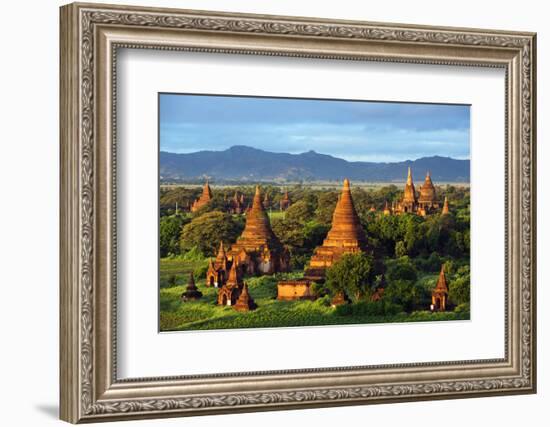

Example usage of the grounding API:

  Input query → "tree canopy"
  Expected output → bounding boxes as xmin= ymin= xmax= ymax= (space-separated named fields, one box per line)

xmin=180 ymin=211 xmax=244 ymax=256
xmin=159 ymin=215 xmax=189 ymax=257
xmin=325 ymin=253 xmax=375 ymax=302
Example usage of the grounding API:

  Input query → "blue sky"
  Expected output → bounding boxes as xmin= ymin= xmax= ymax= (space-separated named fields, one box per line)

xmin=159 ymin=93 xmax=470 ymax=162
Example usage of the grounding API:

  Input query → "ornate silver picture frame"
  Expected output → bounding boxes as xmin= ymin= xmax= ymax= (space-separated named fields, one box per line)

xmin=60 ymin=2 xmax=536 ymax=423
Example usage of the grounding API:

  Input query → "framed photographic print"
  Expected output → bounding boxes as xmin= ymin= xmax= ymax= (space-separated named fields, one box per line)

xmin=60 ymin=2 xmax=537 ymax=423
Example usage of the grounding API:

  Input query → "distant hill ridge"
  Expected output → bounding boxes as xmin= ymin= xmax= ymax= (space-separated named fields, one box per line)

xmin=160 ymin=145 xmax=469 ymax=183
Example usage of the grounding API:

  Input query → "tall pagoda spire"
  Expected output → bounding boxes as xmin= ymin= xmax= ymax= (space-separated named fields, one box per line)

xmin=227 ymin=185 xmax=288 ymax=275
xmin=442 ymin=196 xmax=450 ymax=215
xmin=238 ymin=186 xmax=276 ymax=242
xmin=202 ymin=180 xmax=213 ymax=199
xmin=436 ymin=265 xmax=448 ymax=292
xmin=191 ymin=180 xmax=213 ymax=212
xmin=323 ymin=179 xmax=367 ymax=246
xmin=403 ymin=167 xmax=417 ymax=203
xmin=304 ymin=179 xmax=368 ymax=281
xmin=216 ymin=241 xmax=226 ymax=260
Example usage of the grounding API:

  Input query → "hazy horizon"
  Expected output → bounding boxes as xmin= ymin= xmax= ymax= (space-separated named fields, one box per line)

xmin=160 ymin=144 xmax=469 ymax=164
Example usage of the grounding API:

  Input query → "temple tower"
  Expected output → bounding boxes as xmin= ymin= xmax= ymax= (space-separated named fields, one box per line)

xmin=233 ymin=284 xmax=257 ymax=312
xmin=418 ymin=171 xmax=439 ymax=212
xmin=400 ymin=167 xmax=417 ymax=213
xmin=230 ymin=191 xmax=245 ymax=214
xmin=280 ymin=191 xmax=291 ymax=211
xmin=181 ymin=272 xmax=203 ymax=301
xmin=206 ymin=241 xmax=229 ymax=287
xmin=217 ymin=261 xmax=243 ymax=306
xmin=442 ymin=196 xmax=450 ymax=215
xmin=431 ymin=265 xmax=449 ymax=311
xmin=228 ymin=186 xmax=289 ymax=275
xmin=304 ymin=179 xmax=368 ymax=281
xmin=191 ymin=181 xmax=213 ymax=212
xmin=238 ymin=186 xmax=275 ymax=243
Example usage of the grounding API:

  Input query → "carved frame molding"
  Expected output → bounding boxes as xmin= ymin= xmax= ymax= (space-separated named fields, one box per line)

xmin=60 ymin=2 xmax=536 ymax=423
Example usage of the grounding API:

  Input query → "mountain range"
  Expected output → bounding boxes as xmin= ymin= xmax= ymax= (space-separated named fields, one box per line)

xmin=160 ymin=145 xmax=469 ymax=183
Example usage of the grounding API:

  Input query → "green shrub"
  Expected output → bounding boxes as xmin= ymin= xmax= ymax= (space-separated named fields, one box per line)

xmin=454 ymin=302 xmax=470 ymax=313
xmin=384 ymin=279 xmax=430 ymax=312
xmin=334 ymin=304 xmax=353 ymax=316
xmin=333 ymin=300 xmax=402 ymax=317
xmin=314 ymin=295 xmax=331 ymax=308
xmin=182 ymin=246 xmax=206 ymax=261
xmin=386 ymin=256 xmax=418 ymax=282
xmin=193 ymin=262 xmax=209 ymax=280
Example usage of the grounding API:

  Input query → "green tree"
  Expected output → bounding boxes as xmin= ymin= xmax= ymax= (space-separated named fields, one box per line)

xmin=285 ymin=200 xmax=316 ymax=224
xmin=386 ymin=256 xmax=418 ymax=282
xmin=314 ymin=192 xmax=338 ymax=225
xmin=272 ymin=219 xmax=329 ymax=270
xmin=159 ymin=215 xmax=188 ymax=257
xmin=302 ymin=221 xmax=330 ymax=251
xmin=384 ymin=279 xmax=430 ymax=312
xmin=180 ymin=211 xmax=244 ymax=256
xmin=449 ymin=265 xmax=470 ymax=305
xmin=325 ymin=253 xmax=375 ymax=302
xmin=191 ymin=195 xmax=229 ymax=218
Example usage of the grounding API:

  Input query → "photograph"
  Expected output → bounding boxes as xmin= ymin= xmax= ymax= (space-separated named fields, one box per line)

xmin=158 ymin=94 xmax=471 ymax=332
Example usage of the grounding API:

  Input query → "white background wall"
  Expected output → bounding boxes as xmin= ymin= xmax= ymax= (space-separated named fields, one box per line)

xmin=0 ymin=0 xmax=546 ymax=426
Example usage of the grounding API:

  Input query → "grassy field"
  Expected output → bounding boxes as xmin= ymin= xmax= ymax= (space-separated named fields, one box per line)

xmin=159 ymin=258 xmax=469 ymax=332
xmin=159 ymin=257 xmax=208 ymax=286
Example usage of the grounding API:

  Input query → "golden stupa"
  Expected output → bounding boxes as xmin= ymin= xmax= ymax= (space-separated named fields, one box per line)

xmin=304 ymin=178 xmax=368 ymax=280
xmin=190 ymin=181 xmax=213 ymax=212
xmin=228 ymin=186 xmax=289 ymax=275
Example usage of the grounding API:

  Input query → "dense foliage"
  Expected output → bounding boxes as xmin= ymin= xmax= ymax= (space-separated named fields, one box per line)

xmin=159 ymin=214 xmax=189 ymax=257
xmin=325 ymin=253 xmax=375 ymax=302
xmin=179 ymin=211 xmax=244 ymax=256
xmin=160 ymin=183 xmax=470 ymax=266
xmin=159 ymin=182 xmax=470 ymax=330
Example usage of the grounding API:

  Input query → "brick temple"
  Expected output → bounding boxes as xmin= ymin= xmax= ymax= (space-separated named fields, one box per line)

xmin=304 ymin=178 xmax=368 ymax=281
xmin=216 ymin=260 xmax=256 ymax=311
xmin=228 ymin=191 xmax=246 ymax=214
xmin=441 ymin=196 xmax=450 ymax=215
xmin=279 ymin=191 xmax=291 ymax=211
xmin=394 ymin=167 xmax=418 ymax=214
xmin=431 ymin=264 xmax=449 ymax=311
xmin=206 ymin=241 xmax=229 ymax=287
xmin=417 ymin=171 xmax=440 ymax=214
xmin=277 ymin=178 xmax=368 ymax=300
xmin=227 ymin=186 xmax=289 ymax=275
xmin=190 ymin=181 xmax=213 ymax=212
xmin=391 ymin=168 xmax=445 ymax=216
